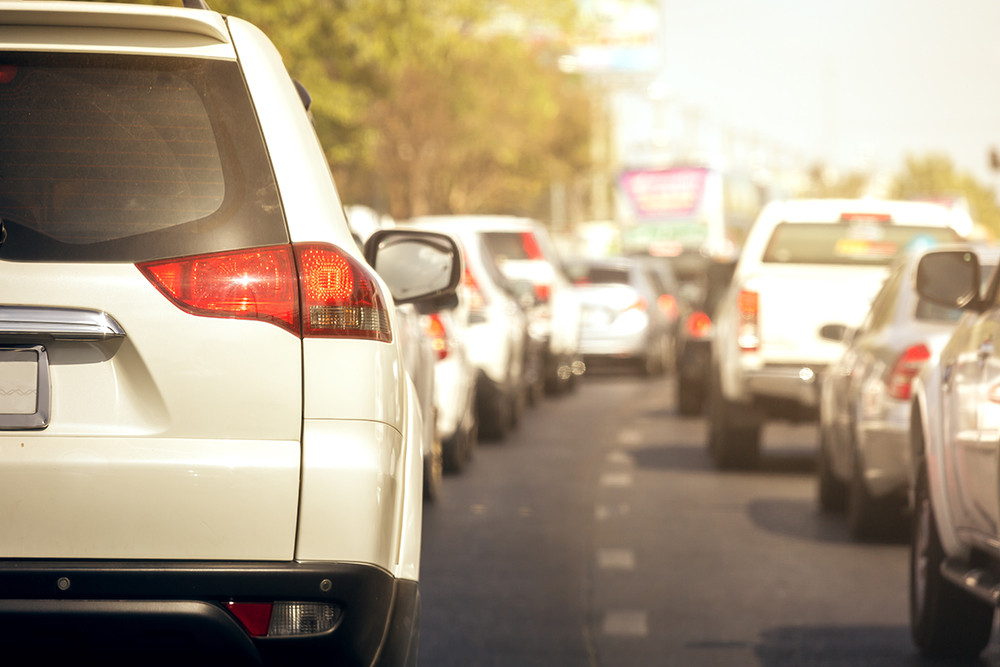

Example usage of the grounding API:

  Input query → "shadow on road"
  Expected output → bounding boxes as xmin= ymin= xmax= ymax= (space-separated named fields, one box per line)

xmin=629 ymin=443 xmax=815 ymax=476
xmin=746 ymin=497 xmax=910 ymax=545
xmin=751 ymin=625 xmax=999 ymax=667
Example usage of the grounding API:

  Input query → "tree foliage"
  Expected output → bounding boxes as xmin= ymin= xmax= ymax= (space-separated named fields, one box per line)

xmin=101 ymin=0 xmax=590 ymax=220
xmin=889 ymin=154 xmax=1000 ymax=237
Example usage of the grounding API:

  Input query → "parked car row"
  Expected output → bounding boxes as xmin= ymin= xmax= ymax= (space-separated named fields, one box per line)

xmin=689 ymin=195 xmax=1000 ymax=660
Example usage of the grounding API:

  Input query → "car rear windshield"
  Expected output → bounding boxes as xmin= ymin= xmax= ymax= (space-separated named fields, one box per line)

xmin=483 ymin=231 xmax=544 ymax=262
xmin=586 ymin=267 xmax=630 ymax=285
xmin=762 ymin=222 xmax=959 ymax=266
xmin=0 ymin=52 xmax=287 ymax=262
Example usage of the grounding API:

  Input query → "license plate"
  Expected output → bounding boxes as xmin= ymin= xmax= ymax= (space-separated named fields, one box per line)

xmin=0 ymin=346 xmax=50 ymax=429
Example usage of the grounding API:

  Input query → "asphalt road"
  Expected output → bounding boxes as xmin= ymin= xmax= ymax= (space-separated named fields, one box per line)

xmin=417 ymin=370 xmax=1000 ymax=667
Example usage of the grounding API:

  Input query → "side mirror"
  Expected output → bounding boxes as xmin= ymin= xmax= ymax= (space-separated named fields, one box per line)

xmin=364 ymin=230 xmax=462 ymax=306
xmin=819 ymin=323 xmax=851 ymax=343
xmin=915 ymin=250 xmax=980 ymax=311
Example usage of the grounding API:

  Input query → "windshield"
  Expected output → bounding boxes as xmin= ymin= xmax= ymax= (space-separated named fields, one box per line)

xmin=762 ymin=222 xmax=960 ymax=266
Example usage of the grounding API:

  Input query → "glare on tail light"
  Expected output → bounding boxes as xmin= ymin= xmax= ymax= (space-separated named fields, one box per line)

xmin=138 ymin=245 xmax=300 ymax=335
xmin=139 ymin=243 xmax=392 ymax=342
xmin=886 ymin=344 xmax=931 ymax=400
xmin=656 ymin=294 xmax=679 ymax=320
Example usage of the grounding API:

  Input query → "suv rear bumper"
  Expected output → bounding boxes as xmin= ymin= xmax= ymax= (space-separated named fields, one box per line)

xmin=744 ymin=364 xmax=824 ymax=407
xmin=0 ymin=560 xmax=417 ymax=666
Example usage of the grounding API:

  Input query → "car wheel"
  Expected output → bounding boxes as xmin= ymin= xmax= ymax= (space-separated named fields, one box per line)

xmin=677 ymin=375 xmax=704 ymax=416
xmin=707 ymin=370 xmax=760 ymax=470
xmin=910 ymin=463 xmax=994 ymax=658
xmin=846 ymin=447 xmax=903 ymax=541
xmin=816 ymin=429 xmax=847 ymax=513
xmin=423 ymin=426 xmax=443 ymax=501
xmin=442 ymin=429 xmax=464 ymax=473
xmin=479 ymin=385 xmax=511 ymax=441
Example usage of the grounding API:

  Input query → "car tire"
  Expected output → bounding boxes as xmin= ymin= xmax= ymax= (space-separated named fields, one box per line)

xmin=478 ymin=385 xmax=511 ymax=442
xmin=442 ymin=428 xmax=464 ymax=473
xmin=677 ymin=375 xmax=704 ymax=416
xmin=423 ymin=425 xmax=443 ymax=501
xmin=846 ymin=447 xmax=903 ymax=541
xmin=816 ymin=429 xmax=847 ymax=513
xmin=707 ymin=370 xmax=760 ymax=470
xmin=910 ymin=463 xmax=994 ymax=659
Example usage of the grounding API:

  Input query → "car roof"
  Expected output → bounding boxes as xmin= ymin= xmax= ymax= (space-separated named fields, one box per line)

xmin=409 ymin=215 xmax=539 ymax=233
xmin=0 ymin=1 xmax=230 ymax=43
xmin=761 ymin=198 xmax=958 ymax=227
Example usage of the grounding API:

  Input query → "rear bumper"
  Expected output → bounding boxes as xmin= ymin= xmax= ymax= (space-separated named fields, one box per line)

xmin=744 ymin=363 xmax=824 ymax=407
xmin=0 ymin=560 xmax=417 ymax=667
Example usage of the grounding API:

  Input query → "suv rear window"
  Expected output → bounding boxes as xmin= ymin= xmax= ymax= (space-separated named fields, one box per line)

xmin=587 ymin=267 xmax=630 ymax=285
xmin=762 ymin=222 xmax=959 ymax=266
xmin=0 ymin=52 xmax=286 ymax=262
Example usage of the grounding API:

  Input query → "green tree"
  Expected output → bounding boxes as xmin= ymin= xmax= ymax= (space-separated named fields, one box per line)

xmin=889 ymin=153 xmax=1000 ymax=236
xmin=98 ymin=0 xmax=589 ymax=221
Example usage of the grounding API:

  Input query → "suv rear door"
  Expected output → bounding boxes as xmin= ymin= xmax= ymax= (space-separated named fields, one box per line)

xmin=0 ymin=50 xmax=302 ymax=561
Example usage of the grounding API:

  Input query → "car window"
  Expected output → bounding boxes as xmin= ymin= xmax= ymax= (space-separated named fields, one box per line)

xmin=762 ymin=223 xmax=959 ymax=266
xmin=587 ymin=267 xmax=630 ymax=285
xmin=865 ymin=267 xmax=902 ymax=331
xmin=0 ymin=52 xmax=286 ymax=262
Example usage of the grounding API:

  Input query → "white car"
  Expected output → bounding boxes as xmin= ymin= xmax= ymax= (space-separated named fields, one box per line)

xmin=0 ymin=3 xmax=459 ymax=664
xmin=908 ymin=246 xmax=1000 ymax=659
xmin=409 ymin=217 xmax=530 ymax=441
xmin=471 ymin=216 xmax=584 ymax=393
xmin=710 ymin=199 xmax=962 ymax=468
xmin=818 ymin=245 xmax=1000 ymax=540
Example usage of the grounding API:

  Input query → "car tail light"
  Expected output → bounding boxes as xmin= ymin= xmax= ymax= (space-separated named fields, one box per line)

xmin=226 ymin=601 xmax=272 ymax=637
xmin=138 ymin=245 xmax=300 ymax=335
xmin=520 ymin=232 xmax=544 ymax=260
xmin=422 ymin=313 xmax=449 ymax=360
xmin=138 ymin=243 xmax=391 ymax=342
xmin=624 ymin=296 xmax=647 ymax=314
xmin=534 ymin=283 xmax=551 ymax=303
xmin=226 ymin=601 xmax=341 ymax=637
xmin=686 ymin=311 xmax=712 ymax=338
xmin=886 ymin=344 xmax=931 ymax=400
xmin=0 ymin=65 xmax=17 ymax=84
xmin=295 ymin=243 xmax=391 ymax=342
xmin=736 ymin=288 xmax=759 ymax=352
xmin=464 ymin=268 xmax=490 ymax=312
xmin=656 ymin=294 xmax=679 ymax=320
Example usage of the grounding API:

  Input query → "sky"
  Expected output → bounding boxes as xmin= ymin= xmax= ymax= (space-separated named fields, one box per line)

xmin=614 ymin=0 xmax=1000 ymax=186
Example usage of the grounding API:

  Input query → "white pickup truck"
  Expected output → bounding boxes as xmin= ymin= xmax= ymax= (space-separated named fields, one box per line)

xmin=709 ymin=199 xmax=962 ymax=468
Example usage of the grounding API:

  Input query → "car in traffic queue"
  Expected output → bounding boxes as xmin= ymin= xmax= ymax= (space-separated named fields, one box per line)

xmin=818 ymin=244 xmax=1000 ymax=541
xmin=408 ymin=217 xmax=531 ymax=442
xmin=567 ymin=256 xmax=677 ymax=376
xmin=0 ymin=2 xmax=461 ymax=664
xmin=473 ymin=217 xmax=585 ymax=394
xmin=907 ymin=246 xmax=1000 ymax=659
xmin=709 ymin=199 xmax=963 ymax=469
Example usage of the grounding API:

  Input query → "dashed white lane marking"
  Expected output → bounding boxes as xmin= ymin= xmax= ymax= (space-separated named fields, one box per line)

xmin=597 ymin=548 xmax=635 ymax=570
xmin=518 ymin=507 xmax=533 ymax=517
xmin=594 ymin=503 xmax=631 ymax=520
xmin=605 ymin=450 xmax=634 ymax=466
xmin=470 ymin=504 xmax=487 ymax=515
xmin=616 ymin=429 xmax=643 ymax=446
xmin=599 ymin=472 xmax=633 ymax=487
xmin=602 ymin=610 xmax=648 ymax=637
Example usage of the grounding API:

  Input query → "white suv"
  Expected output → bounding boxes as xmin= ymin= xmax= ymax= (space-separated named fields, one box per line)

xmin=0 ymin=3 xmax=459 ymax=664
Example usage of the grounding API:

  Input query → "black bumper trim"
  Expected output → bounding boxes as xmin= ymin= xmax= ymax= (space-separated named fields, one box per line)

xmin=0 ymin=560 xmax=419 ymax=667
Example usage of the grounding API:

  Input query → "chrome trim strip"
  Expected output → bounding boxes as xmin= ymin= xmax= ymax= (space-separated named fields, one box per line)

xmin=0 ymin=306 xmax=125 ymax=341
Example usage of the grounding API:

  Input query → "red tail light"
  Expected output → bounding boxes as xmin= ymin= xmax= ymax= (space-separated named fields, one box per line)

xmin=534 ymin=283 xmax=551 ymax=303
xmin=686 ymin=311 xmax=712 ymax=338
xmin=138 ymin=243 xmax=391 ymax=342
xmin=520 ymin=232 xmax=544 ymax=260
xmin=464 ymin=268 xmax=489 ymax=312
xmin=657 ymin=294 xmax=679 ymax=320
xmin=737 ymin=288 xmax=759 ymax=352
xmin=886 ymin=344 xmax=931 ymax=400
xmin=422 ymin=313 xmax=449 ymax=360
